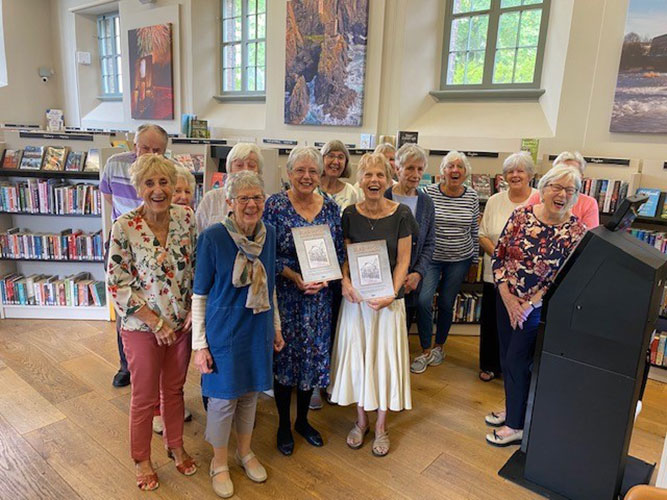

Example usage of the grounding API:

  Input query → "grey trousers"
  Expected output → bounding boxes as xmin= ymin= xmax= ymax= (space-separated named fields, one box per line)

xmin=205 ymin=392 xmax=259 ymax=448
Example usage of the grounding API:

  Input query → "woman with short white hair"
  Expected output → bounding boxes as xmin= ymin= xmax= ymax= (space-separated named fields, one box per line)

xmin=195 ymin=143 xmax=264 ymax=232
xmin=173 ymin=164 xmax=197 ymax=208
xmin=478 ymin=152 xmax=537 ymax=382
xmin=485 ymin=164 xmax=586 ymax=447
xmin=412 ymin=150 xmax=479 ymax=374
xmin=526 ymin=151 xmax=599 ymax=229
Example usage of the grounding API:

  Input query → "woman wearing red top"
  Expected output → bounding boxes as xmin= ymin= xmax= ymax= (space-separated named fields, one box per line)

xmin=525 ymin=151 xmax=599 ymax=229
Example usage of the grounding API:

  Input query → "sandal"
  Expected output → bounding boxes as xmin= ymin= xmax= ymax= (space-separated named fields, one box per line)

xmin=485 ymin=428 xmax=523 ymax=447
xmin=372 ymin=430 xmax=390 ymax=457
xmin=479 ymin=370 xmax=496 ymax=382
xmin=135 ymin=463 xmax=159 ymax=491
xmin=167 ymin=448 xmax=198 ymax=476
xmin=346 ymin=422 xmax=369 ymax=450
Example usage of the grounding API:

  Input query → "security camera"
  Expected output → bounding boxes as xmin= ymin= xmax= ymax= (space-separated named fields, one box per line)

xmin=38 ymin=67 xmax=54 ymax=83
xmin=41 ymin=76 xmax=49 ymax=83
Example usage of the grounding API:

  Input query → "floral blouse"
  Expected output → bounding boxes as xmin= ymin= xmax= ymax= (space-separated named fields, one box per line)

xmin=107 ymin=204 xmax=197 ymax=332
xmin=492 ymin=205 xmax=586 ymax=299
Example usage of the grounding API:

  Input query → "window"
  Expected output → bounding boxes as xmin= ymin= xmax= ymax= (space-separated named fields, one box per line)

xmin=221 ymin=0 xmax=266 ymax=96
xmin=441 ymin=0 xmax=549 ymax=91
xmin=97 ymin=13 xmax=122 ymax=98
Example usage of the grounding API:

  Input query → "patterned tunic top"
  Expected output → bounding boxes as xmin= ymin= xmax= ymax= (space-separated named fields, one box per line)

xmin=263 ymin=192 xmax=344 ymax=389
xmin=492 ymin=205 xmax=586 ymax=299
xmin=107 ymin=204 xmax=197 ymax=332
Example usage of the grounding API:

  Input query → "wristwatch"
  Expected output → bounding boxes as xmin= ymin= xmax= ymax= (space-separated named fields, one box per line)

xmin=528 ymin=299 xmax=536 ymax=309
xmin=152 ymin=317 xmax=164 ymax=333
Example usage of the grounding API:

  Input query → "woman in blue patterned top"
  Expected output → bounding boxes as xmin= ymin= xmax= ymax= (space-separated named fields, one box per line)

xmin=413 ymin=151 xmax=479 ymax=374
xmin=263 ymin=146 xmax=344 ymax=456
xmin=485 ymin=165 xmax=586 ymax=447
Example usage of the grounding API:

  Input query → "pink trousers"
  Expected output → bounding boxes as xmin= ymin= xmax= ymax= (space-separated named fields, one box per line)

xmin=121 ymin=328 xmax=192 ymax=462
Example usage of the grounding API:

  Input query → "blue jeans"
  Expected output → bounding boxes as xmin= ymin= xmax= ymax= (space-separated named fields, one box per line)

xmin=416 ymin=258 xmax=473 ymax=351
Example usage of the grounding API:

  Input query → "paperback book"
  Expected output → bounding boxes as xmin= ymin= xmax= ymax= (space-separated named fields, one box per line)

xmin=19 ymin=146 xmax=45 ymax=170
xmin=635 ymin=188 xmax=662 ymax=218
xmin=1 ymin=149 xmax=22 ymax=169
xmin=65 ymin=151 xmax=87 ymax=172
xmin=84 ymin=149 xmax=100 ymax=172
xmin=43 ymin=146 xmax=69 ymax=171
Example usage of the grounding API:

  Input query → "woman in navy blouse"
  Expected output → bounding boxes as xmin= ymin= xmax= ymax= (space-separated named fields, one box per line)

xmin=485 ymin=165 xmax=586 ymax=447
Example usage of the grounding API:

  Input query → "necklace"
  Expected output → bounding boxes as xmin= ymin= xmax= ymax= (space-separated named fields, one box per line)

xmin=365 ymin=214 xmax=378 ymax=231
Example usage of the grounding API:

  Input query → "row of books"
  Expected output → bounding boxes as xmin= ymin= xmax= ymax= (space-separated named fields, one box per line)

xmin=0 ymin=272 xmax=105 ymax=307
xmin=628 ymin=228 xmax=667 ymax=254
xmin=649 ymin=331 xmax=667 ymax=368
xmin=1 ymin=146 xmax=100 ymax=172
xmin=581 ymin=178 xmax=629 ymax=214
xmin=172 ymin=153 xmax=206 ymax=173
xmin=0 ymin=228 xmax=104 ymax=261
xmin=0 ymin=179 xmax=101 ymax=215
xmin=452 ymin=292 xmax=482 ymax=324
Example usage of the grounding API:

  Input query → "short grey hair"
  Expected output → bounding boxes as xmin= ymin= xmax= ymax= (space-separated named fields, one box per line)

xmin=286 ymin=146 xmax=323 ymax=175
xmin=502 ymin=151 xmax=535 ymax=179
xmin=440 ymin=150 xmax=471 ymax=178
xmin=225 ymin=171 xmax=265 ymax=200
xmin=396 ymin=143 xmax=427 ymax=169
xmin=538 ymin=164 xmax=582 ymax=208
xmin=174 ymin=164 xmax=196 ymax=193
xmin=320 ymin=140 xmax=351 ymax=178
xmin=356 ymin=153 xmax=393 ymax=183
xmin=552 ymin=151 xmax=587 ymax=173
xmin=135 ymin=124 xmax=169 ymax=147
xmin=374 ymin=143 xmax=396 ymax=156
xmin=129 ymin=154 xmax=177 ymax=193
xmin=225 ymin=142 xmax=264 ymax=173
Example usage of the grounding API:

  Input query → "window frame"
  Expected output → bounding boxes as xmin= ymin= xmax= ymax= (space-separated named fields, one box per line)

xmin=437 ymin=0 xmax=550 ymax=97
xmin=96 ymin=12 xmax=123 ymax=100
xmin=218 ymin=0 xmax=266 ymax=100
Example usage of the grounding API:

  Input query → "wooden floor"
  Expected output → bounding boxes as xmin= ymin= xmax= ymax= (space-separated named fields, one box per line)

xmin=0 ymin=319 xmax=665 ymax=500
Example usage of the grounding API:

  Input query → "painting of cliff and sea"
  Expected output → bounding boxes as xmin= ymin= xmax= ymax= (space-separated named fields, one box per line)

xmin=611 ymin=0 xmax=667 ymax=133
xmin=285 ymin=0 xmax=369 ymax=126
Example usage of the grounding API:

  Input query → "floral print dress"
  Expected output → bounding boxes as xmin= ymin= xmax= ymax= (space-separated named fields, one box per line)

xmin=107 ymin=204 xmax=197 ymax=332
xmin=492 ymin=205 xmax=586 ymax=297
xmin=263 ymin=192 xmax=344 ymax=390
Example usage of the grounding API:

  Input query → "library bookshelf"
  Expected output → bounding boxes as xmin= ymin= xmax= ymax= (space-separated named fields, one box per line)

xmin=0 ymin=129 xmax=122 ymax=320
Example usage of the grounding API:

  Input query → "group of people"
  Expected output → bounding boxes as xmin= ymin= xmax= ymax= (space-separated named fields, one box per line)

xmin=103 ymin=124 xmax=591 ymax=496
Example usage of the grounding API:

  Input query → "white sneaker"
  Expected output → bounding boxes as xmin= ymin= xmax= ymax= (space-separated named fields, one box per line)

xmin=410 ymin=351 xmax=434 ymax=374
xmin=429 ymin=346 xmax=445 ymax=366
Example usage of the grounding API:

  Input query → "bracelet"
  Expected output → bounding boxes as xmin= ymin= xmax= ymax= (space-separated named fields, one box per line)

xmin=152 ymin=317 xmax=164 ymax=333
xmin=528 ymin=299 xmax=535 ymax=309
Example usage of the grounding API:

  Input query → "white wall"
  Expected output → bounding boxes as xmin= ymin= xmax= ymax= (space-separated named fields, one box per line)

xmin=5 ymin=0 xmax=667 ymax=167
xmin=0 ymin=0 xmax=61 ymax=125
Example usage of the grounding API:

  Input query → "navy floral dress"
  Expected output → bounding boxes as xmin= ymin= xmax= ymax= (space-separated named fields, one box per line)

xmin=492 ymin=205 xmax=586 ymax=297
xmin=263 ymin=192 xmax=344 ymax=390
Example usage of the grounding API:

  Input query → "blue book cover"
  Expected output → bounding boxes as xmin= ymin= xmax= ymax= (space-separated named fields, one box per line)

xmin=636 ymin=188 xmax=662 ymax=217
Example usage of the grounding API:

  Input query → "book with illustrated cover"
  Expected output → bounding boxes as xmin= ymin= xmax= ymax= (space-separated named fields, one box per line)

xmin=46 ymin=109 xmax=64 ymax=131
xmin=396 ymin=130 xmax=418 ymax=148
xmin=65 ymin=151 xmax=87 ymax=172
xmin=111 ymin=139 xmax=131 ymax=151
xmin=19 ymin=146 xmax=45 ymax=170
xmin=173 ymin=153 xmax=195 ymax=172
xmin=210 ymin=172 xmax=226 ymax=189
xmin=43 ymin=146 xmax=69 ymax=171
xmin=2 ymin=149 xmax=22 ymax=169
xmin=636 ymin=188 xmax=662 ymax=218
xmin=471 ymin=174 xmax=492 ymax=201
xmin=191 ymin=153 xmax=205 ymax=173
xmin=84 ymin=149 xmax=100 ymax=172
xmin=190 ymin=119 xmax=210 ymax=138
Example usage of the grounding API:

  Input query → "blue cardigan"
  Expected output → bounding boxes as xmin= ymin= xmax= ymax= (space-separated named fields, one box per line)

xmin=384 ymin=186 xmax=435 ymax=280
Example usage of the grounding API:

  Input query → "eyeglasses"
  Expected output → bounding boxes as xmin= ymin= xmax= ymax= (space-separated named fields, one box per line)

xmin=234 ymin=195 xmax=265 ymax=205
xmin=325 ymin=153 xmax=346 ymax=161
xmin=547 ymin=184 xmax=578 ymax=196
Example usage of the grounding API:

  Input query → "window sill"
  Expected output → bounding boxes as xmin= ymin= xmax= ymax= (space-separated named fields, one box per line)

xmin=213 ymin=94 xmax=266 ymax=103
xmin=96 ymin=95 xmax=122 ymax=102
xmin=429 ymin=88 xmax=545 ymax=102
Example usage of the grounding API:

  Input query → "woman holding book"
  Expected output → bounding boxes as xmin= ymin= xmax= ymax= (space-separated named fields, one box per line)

xmin=191 ymin=172 xmax=284 ymax=498
xmin=485 ymin=164 xmax=586 ymax=447
xmin=195 ymin=143 xmax=264 ymax=232
xmin=263 ymin=146 xmax=344 ymax=456
xmin=525 ymin=151 xmax=599 ymax=229
xmin=478 ymin=152 xmax=538 ymax=382
xmin=412 ymin=151 xmax=479 ymax=374
xmin=106 ymin=154 xmax=198 ymax=491
xmin=329 ymin=152 xmax=414 ymax=457
xmin=383 ymin=143 xmax=435 ymax=331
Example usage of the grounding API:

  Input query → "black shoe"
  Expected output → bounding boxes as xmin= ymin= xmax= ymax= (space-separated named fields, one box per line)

xmin=112 ymin=369 xmax=130 ymax=387
xmin=294 ymin=421 xmax=323 ymax=447
xmin=277 ymin=427 xmax=294 ymax=456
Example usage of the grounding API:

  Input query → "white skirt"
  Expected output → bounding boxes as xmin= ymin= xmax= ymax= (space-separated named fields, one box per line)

xmin=328 ymin=298 xmax=412 ymax=412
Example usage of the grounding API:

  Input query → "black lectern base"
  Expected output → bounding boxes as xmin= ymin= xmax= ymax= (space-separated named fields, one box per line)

xmin=498 ymin=450 xmax=655 ymax=499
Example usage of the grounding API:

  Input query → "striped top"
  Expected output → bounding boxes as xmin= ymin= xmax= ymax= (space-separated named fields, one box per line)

xmin=424 ymin=183 xmax=479 ymax=263
xmin=99 ymin=151 xmax=142 ymax=221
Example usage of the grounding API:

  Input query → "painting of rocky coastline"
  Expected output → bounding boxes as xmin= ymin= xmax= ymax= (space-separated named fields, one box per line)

xmin=285 ymin=0 xmax=368 ymax=126
xmin=611 ymin=0 xmax=667 ymax=133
